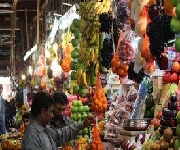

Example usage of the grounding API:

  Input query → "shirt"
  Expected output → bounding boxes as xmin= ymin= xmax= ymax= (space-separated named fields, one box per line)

xmin=0 ymin=96 xmax=6 ymax=135
xmin=49 ymin=116 xmax=83 ymax=147
xmin=22 ymin=120 xmax=56 ymax=150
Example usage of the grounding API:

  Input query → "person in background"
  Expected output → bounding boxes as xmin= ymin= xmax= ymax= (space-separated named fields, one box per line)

xmin=22 ymin=91 xmax=56 ymax=150
xmin=22 ymin=111 xmax=31 ymax=129
xmin=0 ymin=84 xmax=6 ymax=135
xmin=50 ymin=92 xmax=95 ymax=148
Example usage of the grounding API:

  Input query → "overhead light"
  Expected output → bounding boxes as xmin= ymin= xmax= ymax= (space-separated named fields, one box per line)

xmin=62 ymin=3 xmax=72 ymax=7
xmin=0 ymin=3 xmax=11 ymax=8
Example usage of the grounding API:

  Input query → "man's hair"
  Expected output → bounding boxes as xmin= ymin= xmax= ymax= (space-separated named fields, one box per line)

xmin=22 ymin=111 xmax=31 ymax=120
xmin=53 ymin=92 xmax=68 ymax=105
xmin=31 ymin=91 xmax=54 ymax=116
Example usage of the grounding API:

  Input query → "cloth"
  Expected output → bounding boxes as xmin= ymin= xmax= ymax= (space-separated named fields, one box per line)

xmin=0 ymin=96 xmax=6 ymax=135
xmin=49 ymin=116 xmax=83 ymax=147
xmin=22 ymin=119 xmax=56 ymax=150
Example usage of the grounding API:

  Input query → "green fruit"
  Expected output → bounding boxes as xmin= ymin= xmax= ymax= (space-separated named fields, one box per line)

xmin=71 ymin=50 xmax=79 ymax=59
xmin=77 ymin=100 xmax=83 ymax=107
xmin=72 ymin=19 xmax=80 ymax=28
xmin=174 ymin=139 xmax=180 ymax=150
xmin=70 ymin=24 xmax=76 ymax=33
xmin=172 ymin=0 xmax=180 ymax=7
xmin=78 ymin=88 xmax=87 ymax=98
xmin=170 ymin=17 xmax=180 ymax=33
xmin=84 ymin=135 xmax=89 ymax=139
xmin=79 ymin=130 xmax=83 ymax=135
xmin=82 ymin=112 xmax=88 ymax=119
xmin=175 ymin=37 xmax=180 ymax=52
xmin=79 ymin=106 xmax=84 ymax=112
xmin=71 ymin=39 xmax=79 ymax=47
xmin=70 ymin=61 xmax=77 ymax=70
xmin=73 ymin=85 xmax=79 ymax=93
xmin=83 ymin=128 xmax=89 ymax=135
xmin=71 ymin=106 xmax=78 ymax=113
xmin=84 ymin=105 xmax=90 ymax=112
xmin=176 ymin=3 xmax=180 ymax=18
xmin=77 ymin=113 xmax=82 ymax=121
xmin=70 ymin=71 xmax=77 ymax=80
xmin=72 ymin=100 xmax=78 ymax=107
xmin=74 ymin=30 xmax=81 ymax=39
xmin=176 ymin=124 xmax=180 ymax=136
xmin=177 ymin=111 xmax=180 ymax=124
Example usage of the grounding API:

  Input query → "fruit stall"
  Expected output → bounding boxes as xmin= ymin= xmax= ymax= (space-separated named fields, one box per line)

xmin=4 ymin=0 xmax=180 ymax=149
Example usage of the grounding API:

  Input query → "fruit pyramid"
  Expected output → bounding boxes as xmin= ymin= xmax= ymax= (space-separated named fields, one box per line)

xmin=91 ymin=124 xmax=104 ymax=150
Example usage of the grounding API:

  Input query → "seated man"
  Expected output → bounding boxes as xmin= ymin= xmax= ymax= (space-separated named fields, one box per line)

xmin=50 ymin=92 xmax=95 ymax=147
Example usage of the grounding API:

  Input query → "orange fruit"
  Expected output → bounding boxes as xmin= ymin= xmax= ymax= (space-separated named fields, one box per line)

xmin=172 ymin=61 xmax=180 ymax=72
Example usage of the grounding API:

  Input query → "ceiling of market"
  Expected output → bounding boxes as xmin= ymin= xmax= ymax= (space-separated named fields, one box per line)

xmin=0 ymin=0 xmax=77 ymax=76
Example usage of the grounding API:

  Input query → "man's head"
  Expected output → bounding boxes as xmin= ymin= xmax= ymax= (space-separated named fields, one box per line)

xmin=0 ymin=84 xmax=3 ymax=95
xmin=31 ymin=91 xmax=54 ymax=126
xmin=22 ymin=111 xmax=31 ymax=128
xmin=53 ymin=92 xmax=68 ymax=118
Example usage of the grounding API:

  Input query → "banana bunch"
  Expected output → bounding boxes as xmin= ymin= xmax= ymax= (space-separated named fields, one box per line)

xmin=69 ymin=80 xmax=77 ymax=94
xmin=79 ymin=0 xmax=111 ymax=21
xmin=91 ymin=46 xmax=99 ymax=64
xmin=77 ymin=68 xmax=89 ymax=87
xmin=78 ymin=48 xmax=92 ymax=67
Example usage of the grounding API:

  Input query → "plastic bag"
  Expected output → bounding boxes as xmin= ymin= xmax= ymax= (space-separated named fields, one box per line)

xmin=118 ymin=30 xmax=136 ymax=65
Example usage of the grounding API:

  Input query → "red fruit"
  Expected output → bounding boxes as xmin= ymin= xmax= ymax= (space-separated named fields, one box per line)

xmin=170 ymin=72 xmax=179 ymax=83
xmin=151 ymin=118 xmax=160 ymax=128
xmin=163 ymin=72 xmax=171 ymax=83
xmin=156 ymin=111 xmax=162 ymax=119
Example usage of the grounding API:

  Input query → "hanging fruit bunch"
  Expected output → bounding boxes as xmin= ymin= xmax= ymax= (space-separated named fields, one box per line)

xmin=92 ymin=73 xmax=108 ymax=113
xmin=91 ymin=124 xmax=104 ymax=150
xmin=99 ymin=11 xmax=120 ymax=70
xmin=61 ymin=31 xmax=74 ymax=72
xmin=111 ymin=32 xmax=129 ymax=79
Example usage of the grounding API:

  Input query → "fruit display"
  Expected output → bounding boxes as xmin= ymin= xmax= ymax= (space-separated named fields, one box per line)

xmin=91 ymin=124 xmax=104 ymax=150
xmin=1 ymin=139 xmax=21 ymax=150
xmin=77 ymin=137 xmax=90 ymax=150
xmin=92 ymin=74 xmax=108 ymax=113
xmin=163 ymin=72 xmax=179 ymax=84
xmin=70 ymin=100 xmax=90 ymax=124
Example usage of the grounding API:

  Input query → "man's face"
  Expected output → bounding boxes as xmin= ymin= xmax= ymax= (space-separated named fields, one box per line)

xmin=23 ymin=118 xmax=30 ymax=128
xmin=41 ymin=105 xmax=54 ymax=125
xmin=54 ymin=102 xmax=67 ymax=117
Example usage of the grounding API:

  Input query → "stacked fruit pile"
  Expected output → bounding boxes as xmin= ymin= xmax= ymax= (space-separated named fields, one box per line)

xmin=91 ymin=124 xmax=104 ymax=150
xmin=78 ymin=128 xmax=91 ymax=139
xmin=70 ymin=100 xmax=90 ymax=124
xmin=77 ymin=137 xmax=90 ymax=150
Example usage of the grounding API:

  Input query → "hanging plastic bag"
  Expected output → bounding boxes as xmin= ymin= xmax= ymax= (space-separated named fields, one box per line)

xmin=118 ymin=30 xmax=136 ymax=65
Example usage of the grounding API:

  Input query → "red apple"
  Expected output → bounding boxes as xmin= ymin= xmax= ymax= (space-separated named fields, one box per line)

xmin=163 ymin=72 xmax=171 ymax=83
xmin=151 ymin=118 xmax=160 ymax=128
xmin=170 ymin=72 xmax=179 ymax=83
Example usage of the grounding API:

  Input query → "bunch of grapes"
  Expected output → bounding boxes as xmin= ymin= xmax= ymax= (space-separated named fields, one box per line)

xmin=146 ymin=13 xmax=175 ymax=58
xmin=99 ymin=11 xmax=113 ymax=33
xmin=101 ymin=39 xmax=114 ymax=69
xmin=116 ymin=0 xmax=130 ymax=30
xmin=118 ymin=39 xmax=135 ymax=65
xmin=128 ymin=62 xmax=146 ymax=84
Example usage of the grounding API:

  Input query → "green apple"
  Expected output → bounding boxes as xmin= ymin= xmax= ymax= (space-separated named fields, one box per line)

xmin=77 ymin=100 xmax=83 ymax=107
xmin=174 ymin=139 xmax=180 ymax=150
xmin=84 ymin=135 xmax=89 ymax=139
xmin=77 ymin=120 xmax=82 ymax=124
xmin=77 ymin=113 xmax=82 ymax=121
xmin=176 ymin=124 xmax=180 ymax=136
xmin=82 ymin=112 xmax=88 ymax=119
xmin=84 ymin=105 xmax=90 ymax=112
xmin=73 ymin=113 xmax=78 ymax=121
xmin=71 ymin=106 xmax=78 ymax=113
xmin=176 ymin=111 xmax=180 ymax=124
xmin=79 ymin=106 xmax=84 ymax=112
xmin=83 ymin=128 xmax=89 ymax=135
xmin=78 ymin=135 xmax=83 ymax=138
xmin=79 ymin=130 xmax=83 ymax=135
xmin=72 ymin=100 xmax=78 ymax=107
xmin=73 ymin=86 xmax=79 ymax=93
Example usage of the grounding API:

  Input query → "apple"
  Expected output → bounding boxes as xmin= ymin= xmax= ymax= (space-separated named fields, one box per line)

xmin=176 ymin=124 xmax=180 ymax=136
xmin=79 ymin=106 xmax=84 ymax=112
xmin=84 ymin=105 xmax=90 ymax=112
xmin=77 ymin=120 xmax=82 ymax=124
xmin=72 ymin=100 xmax=78 ymax=107
xmin=84 ymin=134 xmax=89 ymax=139
xmin=174 ymin=139 xmax=180 ymax=150
xmin=83 ymin=128 xmax=89 ymax=135
xmin=77 ymin=113 xmax=82 ymax=121
xmin=163 ymin=72 xmax=171 ymax=83
xmin=176 ymin=111 xmax=180 ymax=124
xmin=81 ymin=98 xmax=89 ymax=104
xmin=79 ymin=130 xmax=83 ymax=135
xmin=71 ymin=106 xmax=78 ymax=113
xmin=170 ymin=72 xmax=179 ymax=83
xmin=73 ymin=113 xmax=78 ymax=121
xmin=82 ymin=112 xmax=88 ymax=119
xmin=77 ymin=100 xmax=83 ymax=107
xmin=151 ymin=118 xmax=160 ymax=128
xmin=78 ymin=135 xmax=83 ymax=138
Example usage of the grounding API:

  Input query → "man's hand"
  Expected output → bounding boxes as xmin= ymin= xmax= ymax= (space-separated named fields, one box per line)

xmin=83 ymin=115 xmax=95 ymax=128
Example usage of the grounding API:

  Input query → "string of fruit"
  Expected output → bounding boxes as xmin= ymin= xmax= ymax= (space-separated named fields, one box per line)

xmin=91 ymin=124 xmax=104 ymax=150
xmin=92 ymin=73 xmax=108 ymax=114
xmin=77 ymin=137 xmax=90 ymax=150
xmin=61 ymin=31 xmax=74 ymax=73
